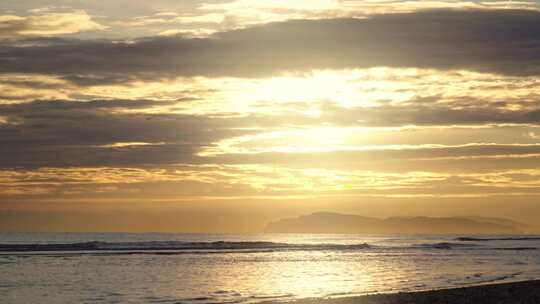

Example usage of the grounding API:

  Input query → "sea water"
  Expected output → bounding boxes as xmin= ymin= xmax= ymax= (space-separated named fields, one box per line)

xmin=1 ymin=233 xmax=539 ymax=304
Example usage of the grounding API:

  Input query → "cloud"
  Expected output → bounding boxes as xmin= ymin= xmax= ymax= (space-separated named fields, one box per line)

xmin=2 ymin=91 xmax=540 ymax=169
xmin=0 ymin=9 xmax=106 ymax=40
xmin=2 ymin=8 xmax=540 ymax=202
xmin=1 ymin=9 xmax=540 ymax=82
xmin=313 ymin=99 xmax=540 ymax=127
xmin=1 ymin=99 xmax=540 ymax=199
xmin=196 ymin=0 xmax=540 ymax=30
xmin=206 ymin=141 xmax=540 ymax=167
xmin=112 ymin=0 xmax=539 ymax=38
xmin=2 ymin=164 xmax=540 ymax=200
xmin=526 ymin=131 xmax=540 ymax=139
xmin=0 ymin=99 xmax=259 ymax=169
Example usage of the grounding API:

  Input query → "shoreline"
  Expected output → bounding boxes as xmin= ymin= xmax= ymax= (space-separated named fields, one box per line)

xmin=278 ymin=280 xmax=540 ymax=304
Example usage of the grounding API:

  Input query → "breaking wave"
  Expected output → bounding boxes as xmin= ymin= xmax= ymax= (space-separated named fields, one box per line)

xmin=0 ymin=241 xmax=372 ymax=253
xmin=415 ymin=242 xmax=482 ymax=250
xmin=1 ymin=239 xmax=537 ymax=254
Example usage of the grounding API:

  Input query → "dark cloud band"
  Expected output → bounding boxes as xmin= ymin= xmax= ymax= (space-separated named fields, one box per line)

xmin=1 ymin=9 xmax=540 ymax=83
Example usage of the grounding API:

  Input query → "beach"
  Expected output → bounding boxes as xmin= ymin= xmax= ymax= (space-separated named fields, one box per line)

xmin=285 ymin=280 xmax=540 ymax=304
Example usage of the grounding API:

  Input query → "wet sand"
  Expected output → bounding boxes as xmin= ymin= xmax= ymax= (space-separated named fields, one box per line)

xmin=281 ymin=280 xmax=540 ymax=304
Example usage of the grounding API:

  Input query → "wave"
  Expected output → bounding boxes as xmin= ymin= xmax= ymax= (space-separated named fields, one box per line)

xmin=469 ymin=272 xmax=523 ymax=285
xmin=456 ymin=237 xmax=540 ymax=242
xmin=1 ymin=239 xmax=536 ymax=254
xmin=0 ymin=241 xmax=372 ymax=253
xmin=415 ymin=242 xmax=482 ymax=250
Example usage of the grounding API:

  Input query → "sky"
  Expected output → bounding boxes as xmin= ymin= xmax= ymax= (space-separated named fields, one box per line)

xmin=1 ymin=0 xmax=540 ymax=232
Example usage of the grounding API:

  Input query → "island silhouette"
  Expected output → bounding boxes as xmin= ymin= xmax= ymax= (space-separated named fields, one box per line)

xmin=265 ymin=212 xmax=532 ymax=234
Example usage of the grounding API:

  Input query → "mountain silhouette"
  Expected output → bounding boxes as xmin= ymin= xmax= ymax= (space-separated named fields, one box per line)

xmin=265 ymin=212 xmax=531 ymax=234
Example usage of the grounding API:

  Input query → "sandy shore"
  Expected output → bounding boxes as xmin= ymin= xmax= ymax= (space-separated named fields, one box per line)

xmin=282 ymin=280 xmax=540 ymax=304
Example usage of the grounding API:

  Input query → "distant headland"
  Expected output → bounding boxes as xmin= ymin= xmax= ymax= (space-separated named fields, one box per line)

xmin=265 ymin=212 xmax=533 ymax=234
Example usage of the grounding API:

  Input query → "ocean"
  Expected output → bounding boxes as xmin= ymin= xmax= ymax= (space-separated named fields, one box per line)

xmin=1 ymin=233 xmax=539 ymax=304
